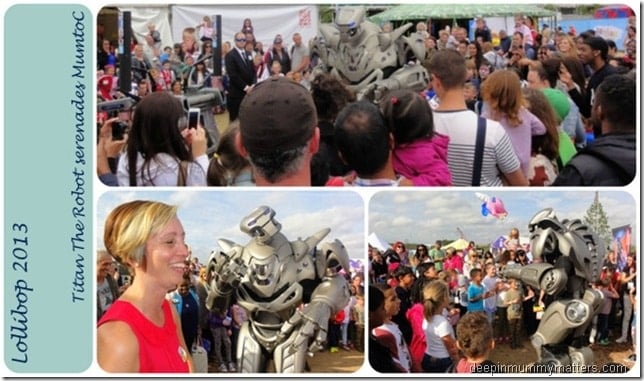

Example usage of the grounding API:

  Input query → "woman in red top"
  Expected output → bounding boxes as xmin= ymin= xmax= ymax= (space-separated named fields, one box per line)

xmin=98 ymin=200 xmax=192 ymax=373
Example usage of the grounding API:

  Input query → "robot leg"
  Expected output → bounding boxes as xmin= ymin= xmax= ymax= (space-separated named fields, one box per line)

xmin=236 ymin=322 xmax=267 ymax=373
xmin=273 ymin=328 xmax=310 ymax=373
xmin=531 ymin=288 xmax=602 ymax=366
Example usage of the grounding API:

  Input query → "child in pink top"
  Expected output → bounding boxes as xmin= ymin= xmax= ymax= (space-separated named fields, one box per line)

xmin=380 ymin=90 xmax=452 ymax=186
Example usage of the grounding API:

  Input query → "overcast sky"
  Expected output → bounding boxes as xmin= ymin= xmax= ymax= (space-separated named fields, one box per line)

xmin=97 ymin=190 xmax=365 ymax=264
xmin=369 ymin=190 xmax=636 ymax=247
xmin=97 ymin=190 xmax=636 ymax=263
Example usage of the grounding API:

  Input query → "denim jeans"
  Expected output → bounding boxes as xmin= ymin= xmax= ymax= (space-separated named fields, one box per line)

xmin=422 ymin=353 xmax=453 ymax=372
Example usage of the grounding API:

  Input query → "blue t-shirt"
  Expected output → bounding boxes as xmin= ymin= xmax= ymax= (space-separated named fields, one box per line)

xmin=467 ymin=283 xmax=485 ymax=312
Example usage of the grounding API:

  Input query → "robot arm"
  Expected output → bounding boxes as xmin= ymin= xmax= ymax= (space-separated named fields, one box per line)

xmin=205 ymin=242 xmax=247 ymax=314
xmin=278 ymin=239 xmax=351 ymax=353
xmin=358 ymin=64 xmax=429 ymax=102
xmin=502 ymin=263 xmax=568 ymax=296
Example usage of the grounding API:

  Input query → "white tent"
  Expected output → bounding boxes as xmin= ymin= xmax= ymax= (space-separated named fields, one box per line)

xmin=442 ymin=238 xmax=469 ymax=251
xmin=119 ymin=6 xmax=173 ymax=52
xmin=116 ymin=5 xmax=320 ymax=61
xmin=171 ymin=5 xmax=319 ymax=52
xmin=368 ymin=232 xmax=391 ymax=252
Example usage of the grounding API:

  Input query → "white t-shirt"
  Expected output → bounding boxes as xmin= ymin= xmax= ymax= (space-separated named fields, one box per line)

xmin=117 ymin=152 xmax=209 ymax=186
xmin=423 ymin=314 xmax=454 ymax=358
xmin=433 ymin=109 xmax=521 ymax=186
xmin=482 ymin=275 xmax=499 ymax=311
xmin=373 ymin=321 xmax=412 ymax=372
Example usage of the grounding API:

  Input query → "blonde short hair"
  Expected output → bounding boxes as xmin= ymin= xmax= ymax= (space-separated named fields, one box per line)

xmin=103 ymin=200 xmax=178 ymax=268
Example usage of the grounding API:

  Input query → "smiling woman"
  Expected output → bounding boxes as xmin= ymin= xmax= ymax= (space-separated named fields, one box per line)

xmin=97 ymin=200 xmax=193 ymax=373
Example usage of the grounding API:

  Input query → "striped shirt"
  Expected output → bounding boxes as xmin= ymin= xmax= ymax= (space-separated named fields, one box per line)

xmin=433 ymin=109 xmax=520 ymax=186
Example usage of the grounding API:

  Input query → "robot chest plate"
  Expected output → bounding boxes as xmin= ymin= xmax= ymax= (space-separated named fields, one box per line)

xmin=338 ymin=45 xmax=397 ymax=83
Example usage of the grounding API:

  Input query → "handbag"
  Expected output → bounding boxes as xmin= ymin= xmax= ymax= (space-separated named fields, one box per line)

xmin=191 ymin=339 xmax=208 ymax=373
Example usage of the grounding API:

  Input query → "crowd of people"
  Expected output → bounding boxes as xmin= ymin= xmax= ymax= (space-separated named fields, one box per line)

xmin=96 ymin=11 xmax=636 ymax=187
xmin=367 ymin=230 xmax=637 ymax=373
xmin=93 ymin=8 xmax=637 ymax=372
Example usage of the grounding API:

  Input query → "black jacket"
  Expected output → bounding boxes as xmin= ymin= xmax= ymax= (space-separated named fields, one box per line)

xmin=225 ymin=48 xmax=256 ymax=99
xmin=553 ymin=133 xmax=635 ymax=186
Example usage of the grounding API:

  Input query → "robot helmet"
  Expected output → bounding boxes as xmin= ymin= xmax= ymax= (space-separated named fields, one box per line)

xmin=335 ymin=6 xmax=365 ymax=43
xmin=241 ymin=206 xmax=282 ymax=244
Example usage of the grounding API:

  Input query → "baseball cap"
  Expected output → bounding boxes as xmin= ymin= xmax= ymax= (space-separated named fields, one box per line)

xmin=239 ymin=76 xmax=317 ymax=155
xmin=541 ymin=88 xmax=570 ymax=122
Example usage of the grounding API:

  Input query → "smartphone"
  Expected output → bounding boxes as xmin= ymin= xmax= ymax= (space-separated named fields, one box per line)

xmin=188 ymin=108 xmax=200 ymax=130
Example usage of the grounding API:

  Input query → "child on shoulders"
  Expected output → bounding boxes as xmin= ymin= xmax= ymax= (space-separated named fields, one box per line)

xmin=379 ymin=89 xmax=452 ymax=186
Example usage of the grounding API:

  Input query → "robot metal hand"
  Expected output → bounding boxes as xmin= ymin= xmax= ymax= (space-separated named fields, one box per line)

xmin=357 ymin=64 xmax=428 ymax=103
xmin=277 ymin=300 xmax=333 ymax=354
xmin=358 ymin=79 xmax=395 ymax=103
xmin=216 ymin=255 xmax=247 ymax=289
xmin=205 ymin=249 xmax=247 ymax=312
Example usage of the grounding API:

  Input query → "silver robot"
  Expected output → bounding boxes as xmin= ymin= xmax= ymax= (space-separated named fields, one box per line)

xmin=502 ymin=208 xmax=605 ymax=371
xmin=205 ymin=206 xmax=351 ymax=373
xmin=311 ymin=6 xmax=428 ymax=101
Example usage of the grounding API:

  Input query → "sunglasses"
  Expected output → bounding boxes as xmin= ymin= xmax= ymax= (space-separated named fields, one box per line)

xmin=235 ymin=38 xmax=246 ymax=42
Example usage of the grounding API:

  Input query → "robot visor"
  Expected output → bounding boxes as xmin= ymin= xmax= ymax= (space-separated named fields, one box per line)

xmin=250 ymin=256 xmax=278 ymax=286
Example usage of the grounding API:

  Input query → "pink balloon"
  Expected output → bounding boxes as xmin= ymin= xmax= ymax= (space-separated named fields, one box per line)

xmin=486 ymin=197 xmax=508 ymax=219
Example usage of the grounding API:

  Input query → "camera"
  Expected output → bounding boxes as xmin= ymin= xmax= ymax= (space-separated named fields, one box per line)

xmin=97 ymin=97 xmax=136 ymax=142
xmin=112 ymin=121 xmax=128 ymax=141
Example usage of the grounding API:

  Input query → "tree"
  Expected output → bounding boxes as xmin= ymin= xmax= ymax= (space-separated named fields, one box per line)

xmin=319 ymin=5 xmax=335 ymax=23
xmin=583 ymin=192 xmax=612 ymax=247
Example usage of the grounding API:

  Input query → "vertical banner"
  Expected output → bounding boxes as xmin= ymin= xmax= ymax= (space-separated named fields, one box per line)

xmin=4 ymin=5 xmax=93 ymax=372
xmin=612 ymin=225 xmax=632 ymax=271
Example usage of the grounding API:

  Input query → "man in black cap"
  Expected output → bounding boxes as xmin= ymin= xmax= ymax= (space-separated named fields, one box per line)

xmin=236 ymin=77 xmax=319 ymax=186
xmin=559 ymin=36 xmax=616 ymax=138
